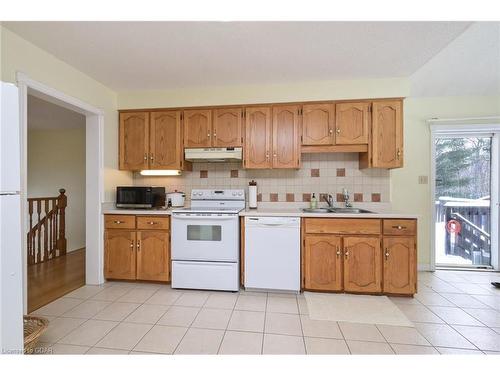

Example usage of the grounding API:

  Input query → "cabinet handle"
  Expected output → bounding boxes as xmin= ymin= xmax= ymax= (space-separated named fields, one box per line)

xmin=137 ymin=240 xmax=141 ymax=251
xmin=266 ymin=151 xmax=270 ymax=160
xmin=392 ymin=225 xmax=407 ymax=230
xmin=336 ymin=128 xmax=341 ymax=134
xmin=329 ymin=129 xmax=333 ymax=135
xmin=143 ymin=153 xmax=147 ymax=161
xmin=336 ymin=246 xmax=341 ymax=258
xmin=113 ymin=220 xmax=122 ymax=224
xmin=213 ymin=133 xmax=217 ymax=138
xmin=147 ymin=221 xmax=157 ymax=225
xmin=150 ymin=154 xmax=154 ymax=162
xmin=385 ymin=248 xmax=390 ymax=260
xmin=207 ymin=133 xmax=211 ymax=138
xmin=344 ymin=248 xmax=349 ymax=258
xmin=130 ymin=241 xmax=134 ymax=249
xmin=273 ymin=153 xmax=277 ymax=158
xmin=397 ymin=149 xmax=402 ymax=159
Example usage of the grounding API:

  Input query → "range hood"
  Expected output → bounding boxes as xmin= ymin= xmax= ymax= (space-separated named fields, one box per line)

xmin=184 ymin=147 xmax=243 ymax=162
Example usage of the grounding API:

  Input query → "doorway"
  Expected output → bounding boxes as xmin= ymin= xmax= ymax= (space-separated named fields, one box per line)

xmin=431 ymin=123 xmax=500 ymax=270
xmin=17 ymin=73 xmax=105 ymax=314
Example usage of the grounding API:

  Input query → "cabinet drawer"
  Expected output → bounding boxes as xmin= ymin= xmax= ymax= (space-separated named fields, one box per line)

xmin=104 ymin=215 xmax=136 ymax=229
xmin=383 ymin=219 xmax=416 ymax=236
xmin=137 ymin=216 xmax=170 ymax=230
xmin=304 ymin=218 xmax=381 ymax=235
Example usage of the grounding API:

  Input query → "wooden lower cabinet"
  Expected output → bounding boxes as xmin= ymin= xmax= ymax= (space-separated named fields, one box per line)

xmin=383 ymin=236 xmax=416 ymax=295
xmin=104 ymin=215 xmax=170 ymax=282
xmin=136 ymin=231 xmax=170 ymax=281
xmin=104 ymin=230 xmax=136 ymax=280
xmin=343 ymin=236 xmax=382 ymax=293
xmin=302 ymin=218 xmax=417 ymax=296
xmin=304 ymin=235 xmax=343 ymax=291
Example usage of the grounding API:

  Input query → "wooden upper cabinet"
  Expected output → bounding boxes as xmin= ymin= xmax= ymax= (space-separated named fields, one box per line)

xmin=301 ymin=103 xmax=335 ymax=146
xmin=213 ymin=108 xmax=243 ymax=147
xmin=136 ymin=230 xmax=170 ymax=282
xmin=335 ymin=102 xmax=370 ymax=145
xmin=383 ymin=237 xmax=416 ymax=295
xmin=150 ymin=111 xmax=182 ymax=170
xmin=183 ymin=109 xmax=212 ymax=148
xmin=343 ymin=236 xmax=381 ymax=293
xmin=104 ymin=230 xmax=136 ymax=280
xmin=304 ymin=235 xmax=343 ymax=291
xmin=244 ymin=107 xmax=272 ymax=169
xmin=119 ymin=112 xmax=149 ymax=170
xmin=372 ymin=100 xmax=403 ymax=168
xmin=272 ymin=105 xmax=300 ymax=169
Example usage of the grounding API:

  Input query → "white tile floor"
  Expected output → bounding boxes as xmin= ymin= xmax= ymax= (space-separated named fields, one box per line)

xmin=31 ymin=270 xmax=500 ymax=355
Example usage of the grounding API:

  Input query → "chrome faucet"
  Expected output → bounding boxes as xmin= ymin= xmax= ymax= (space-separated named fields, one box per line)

xmin=323 ymin=194 xmax=335 ymax=208
xmin=342 ymin=188 xmax=352 ymax=208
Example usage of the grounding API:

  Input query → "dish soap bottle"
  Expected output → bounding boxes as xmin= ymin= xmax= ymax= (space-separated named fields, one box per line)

xmin=310 ymin=193 xmax=318 ymax=209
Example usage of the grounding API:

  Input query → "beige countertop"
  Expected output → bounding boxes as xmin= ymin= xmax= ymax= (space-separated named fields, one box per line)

xmin=102 ymin=203 xmax=417 ymax=219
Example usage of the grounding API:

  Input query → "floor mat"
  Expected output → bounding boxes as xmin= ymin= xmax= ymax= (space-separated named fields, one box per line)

xmin=304 ymin=292 xmax=414 ymax=327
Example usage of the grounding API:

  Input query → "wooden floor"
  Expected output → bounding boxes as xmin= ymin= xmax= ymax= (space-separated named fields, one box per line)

xmin=28 ymin=248 xmax=85 ymax=313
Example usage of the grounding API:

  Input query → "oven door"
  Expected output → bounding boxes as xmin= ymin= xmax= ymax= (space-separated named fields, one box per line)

xmin=171 ymin=213 xmax=239 ymax=262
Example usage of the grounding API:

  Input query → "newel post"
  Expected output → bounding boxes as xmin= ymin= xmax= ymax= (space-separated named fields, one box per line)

xmin=57 ymin=188 xmax=67 ymax=255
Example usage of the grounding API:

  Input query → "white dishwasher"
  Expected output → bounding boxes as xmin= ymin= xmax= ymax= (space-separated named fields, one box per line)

xmin=244 ymin=216 xmax=300 ymax=292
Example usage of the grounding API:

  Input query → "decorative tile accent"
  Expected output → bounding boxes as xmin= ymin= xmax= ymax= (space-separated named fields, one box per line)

xmin=371 ymin=193 xmax=381 ymax=202
xmin=336 ymin=193 xmax=344 ymax=202
xmin=270 ymin=193 xmax=278 ymax=202
xmin=134 ymin=154 xmax=390 ymax=204
xmin=286 ymin=193 xmax=295 ymax=202
xmin=311 ymin=169 xmax=320 ymax=177
xmin=354 ymin=193 xmax=363 ymax=202
xmin=257 ymin=193 xmax=262 ymax=202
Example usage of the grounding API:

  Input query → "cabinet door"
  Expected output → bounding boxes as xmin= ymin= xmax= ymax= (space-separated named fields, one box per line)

xmin=136 ymin=231 xmax=170 ymax=282
xmin=343 ymin=236 xmax=381 ymax=293
xmin=372 ymin=100 xmax=403 ymax=168
xmin=383 ymin=237 xmax=416 ymax=295
xmin=302 ymin=103 xmax=335 ymax=146
xmin=119 ymin=112 xmax=149 ymax=170
xmin=335 ymin=102 xmax=370 ymax=145
xmin=150 ymin=111 xmax=182 ymax=169
xmin=104 ymin=230 xmax=136 ymax=280
xmin=244 ymin=107 xmax=272 ymax=169
xmin=304 ymin=235 xmax=343 ymax=291
xmin=213 ymin=108 xmax=243 ymax=147
xmin=272 ymin=105 xmax=300 ymax=169
xmin=183 ymin=109 xmax=212 ymax=148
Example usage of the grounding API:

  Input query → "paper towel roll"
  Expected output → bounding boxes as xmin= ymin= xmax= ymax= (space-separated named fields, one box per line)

xmin=248 ymin=185 xmax=257 ymax=209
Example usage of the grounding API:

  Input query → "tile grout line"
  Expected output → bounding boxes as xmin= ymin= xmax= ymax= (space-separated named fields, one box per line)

xmin=261 ymin=292 xmax=269 ymax=355
xmin=215 ymin=292 xmax=238 ymax=354
xmin=295 ymin=295 xmax=307 ymax=354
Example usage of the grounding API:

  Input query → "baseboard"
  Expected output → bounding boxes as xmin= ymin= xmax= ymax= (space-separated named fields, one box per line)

xmin=418 ymin=264 xmax=433 ymax=271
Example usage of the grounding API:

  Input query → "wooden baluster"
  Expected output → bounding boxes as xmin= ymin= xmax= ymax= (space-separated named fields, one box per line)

xmin=36 ymin=200 xmax=41 ymax=263
xmin=43 ymin=200 xmax=49 ymax=261
xmin=57 ymin=189 xmax=67 ymax=255
xmin=28 ymin=200 xmax=33 ymax=265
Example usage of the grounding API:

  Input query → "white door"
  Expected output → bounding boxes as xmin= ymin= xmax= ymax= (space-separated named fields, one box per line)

xmin=171 ymin=214 xmax=239 ymax=262
xmin=0 ymin=82 xmax=24 ymax=353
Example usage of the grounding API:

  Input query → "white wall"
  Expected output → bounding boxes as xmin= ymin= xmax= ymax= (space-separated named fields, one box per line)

xmin=27 ymin=128 xmax=86 ymax=252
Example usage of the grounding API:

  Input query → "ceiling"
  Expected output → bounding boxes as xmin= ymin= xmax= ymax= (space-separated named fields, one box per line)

xmin=28 ymin=94 xmax=85 ymax=130
xmin=5 ymin=21 xmax=471 ymax=91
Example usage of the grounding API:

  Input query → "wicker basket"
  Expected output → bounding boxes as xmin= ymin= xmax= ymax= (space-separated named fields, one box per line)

xmin=24 ymin=315 xmax=49 ymax=354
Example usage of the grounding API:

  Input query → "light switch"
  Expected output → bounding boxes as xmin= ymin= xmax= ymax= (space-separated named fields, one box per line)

xmin=418 ymin=175 xmax=428 ymax=184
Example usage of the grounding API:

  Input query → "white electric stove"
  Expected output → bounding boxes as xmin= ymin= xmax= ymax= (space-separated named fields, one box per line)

xmin=171 ymin=189 xmax=245 ymax=292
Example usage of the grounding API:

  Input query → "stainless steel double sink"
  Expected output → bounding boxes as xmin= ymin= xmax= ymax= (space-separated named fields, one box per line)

xmin=302 ymin=207 xmax=374 ymax=214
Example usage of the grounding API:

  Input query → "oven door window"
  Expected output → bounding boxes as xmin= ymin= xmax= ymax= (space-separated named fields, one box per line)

xmin=187 ymin=225 xmax=222 ymax=241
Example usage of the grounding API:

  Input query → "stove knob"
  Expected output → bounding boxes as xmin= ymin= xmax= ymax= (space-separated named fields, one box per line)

xmin=238 ymin=192 xmax=243 ymax=196
xmin=232 ymin=192 xmax=237 ymax=196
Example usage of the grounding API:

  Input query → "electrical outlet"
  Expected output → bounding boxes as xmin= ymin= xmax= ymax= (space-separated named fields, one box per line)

xmin=418 ymin=175 xmax=429 ymax=184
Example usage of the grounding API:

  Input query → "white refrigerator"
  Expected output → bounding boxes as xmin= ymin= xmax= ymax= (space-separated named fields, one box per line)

xmin=0 ymin=82 xmax=24 ymax=353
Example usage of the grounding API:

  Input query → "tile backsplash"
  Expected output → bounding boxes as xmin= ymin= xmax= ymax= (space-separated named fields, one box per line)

xmin=134 ymin=153 xmax=390 ymax=204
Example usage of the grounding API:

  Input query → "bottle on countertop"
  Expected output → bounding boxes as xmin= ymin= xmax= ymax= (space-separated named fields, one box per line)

xmin=310 ymin=193 xmax=317 ymax=209
xmin=248 ymin=180 xmax=258 ymax=209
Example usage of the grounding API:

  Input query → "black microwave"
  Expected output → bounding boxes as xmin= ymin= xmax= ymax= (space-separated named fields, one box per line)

xmin=116 ymin=186 xmax=166 ymax=209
